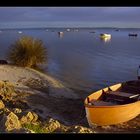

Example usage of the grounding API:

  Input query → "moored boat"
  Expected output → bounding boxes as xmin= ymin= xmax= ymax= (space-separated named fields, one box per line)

xmin=84 ymin=80 xmax=140 ymax=126
xmin=66 ymin=29 xmax=70 ymax=32
xmin=58 ymin=32 xmax=64 ymax=38
xmin=100 ymin=33 xmax=111 ymax=39
xmin=115 ymin=29 xmax=119 ymax=31
xmin=74 ymin=29 xmax=79 ymax=32
xmin=89 ymin=31 xmax=96 ymax=33
xmin=58 ymin=31 xmax=64 ymax=35
xmin=18 ymin=31 xmax=22 ymax=34
xmin=128 ymin=33 xmax=138 ymax=37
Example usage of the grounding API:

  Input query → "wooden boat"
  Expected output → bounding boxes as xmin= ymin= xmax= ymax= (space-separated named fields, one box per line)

xmin=84 ymin=80 xmax=140 ymax=126
xmin=100 ymin=33 xmax=111 ymax=39
xmin=128 ymin=33 xmax=138 ymax=37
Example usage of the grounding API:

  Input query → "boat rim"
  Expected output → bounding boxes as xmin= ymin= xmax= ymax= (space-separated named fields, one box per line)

xmin=84 ymin=81 xmax=140 ymax=108
xmin=84 ymin=99 xmax=140 ymax=108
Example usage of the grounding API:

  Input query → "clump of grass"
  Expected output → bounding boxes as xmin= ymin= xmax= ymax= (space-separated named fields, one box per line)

xmin=7 ymin=36 xmax=47 ymax=68
xmin=23 ymin=123 xmax=47 ymax=133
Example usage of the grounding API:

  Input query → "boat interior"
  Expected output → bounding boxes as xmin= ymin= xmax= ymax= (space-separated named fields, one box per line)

xmin=88 ymin=80 xmax=140 ymax=106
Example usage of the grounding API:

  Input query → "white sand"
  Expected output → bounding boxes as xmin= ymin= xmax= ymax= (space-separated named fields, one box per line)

xmin=0 ymin=65 xmax=84 ymax=125
xmin=0 ymin=65 xmax=79 ymax=99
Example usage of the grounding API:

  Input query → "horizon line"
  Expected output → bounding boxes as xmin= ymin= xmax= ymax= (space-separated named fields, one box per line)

xmin=0 ymin=27 xmax=140 ymax=30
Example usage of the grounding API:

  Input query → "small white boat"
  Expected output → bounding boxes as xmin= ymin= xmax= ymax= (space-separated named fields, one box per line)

xmin=66 ymin=29 xmax=70 ymax=32
xmin=100 ymin=33 xmax=111 ymax=39
xmin=58 ymin=31 xmax=64 ymax=35
xmin=128 ymin=33 xmax=138 ymax=37
xmin=58 ymin=32 xmax=64 ymax=38
xmin=18 ymin=31 xmax=22 ymax=34
xmin=74 ymin=29 xmax=79 ymax=32
xmin=101 ymin=37 xmax=111 ymax=43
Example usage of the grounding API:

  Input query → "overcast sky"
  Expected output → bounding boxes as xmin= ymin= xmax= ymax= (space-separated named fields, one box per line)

xmin=0 ymin=7 xmax=140 ymax=28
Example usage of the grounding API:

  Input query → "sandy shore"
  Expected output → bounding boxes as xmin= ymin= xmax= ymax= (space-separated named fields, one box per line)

xmin=0 ymin=65 xmax=88 ymax=126
xmin=0 ymin=65 xmax=80 ymax=99
xmin=1 ymin=65 xmax=140 ymax=133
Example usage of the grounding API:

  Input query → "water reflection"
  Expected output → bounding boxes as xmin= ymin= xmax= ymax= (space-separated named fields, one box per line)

xmin=1 ymin=28 xmax=140 ymax=95
xmin=48 ymin=51 xmax=94 ymax=91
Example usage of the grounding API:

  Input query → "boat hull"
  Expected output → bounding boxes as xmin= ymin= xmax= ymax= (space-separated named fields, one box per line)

xmin=84 ymin=83 xmax=140 ymax=126
xmin=100 ymin=34 xmax=111 ymax=39
xmin=128 ymin=34 xmax=138 ymax=37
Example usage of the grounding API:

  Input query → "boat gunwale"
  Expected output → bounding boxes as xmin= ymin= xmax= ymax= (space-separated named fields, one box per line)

xmin=84 ymin=81 xmax=140 ymax=108
xmin=84 ymin=100 xmax=140 ymax=108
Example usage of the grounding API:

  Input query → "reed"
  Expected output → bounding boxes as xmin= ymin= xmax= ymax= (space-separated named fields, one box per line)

xmin=7 ymin=36 xmax=47 ymax=68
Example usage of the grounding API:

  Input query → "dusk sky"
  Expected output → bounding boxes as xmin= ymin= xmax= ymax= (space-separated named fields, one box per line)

xmin=0 ymin=7 xmax=140 ymax=28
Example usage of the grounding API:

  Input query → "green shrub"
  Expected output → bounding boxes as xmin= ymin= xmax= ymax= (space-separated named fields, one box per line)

xmin=23 ymin=123 xmax=46 ymax=133
xmin=7 ymin=36 xmax=47 ymax=68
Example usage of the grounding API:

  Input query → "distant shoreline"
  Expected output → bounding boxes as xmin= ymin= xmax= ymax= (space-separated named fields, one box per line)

xmin=1 ymin=27 xmax=140 ymax=30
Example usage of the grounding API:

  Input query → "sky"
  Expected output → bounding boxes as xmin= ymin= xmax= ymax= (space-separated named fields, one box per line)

xmin=0 ymin=7 xmax=140 ymax=28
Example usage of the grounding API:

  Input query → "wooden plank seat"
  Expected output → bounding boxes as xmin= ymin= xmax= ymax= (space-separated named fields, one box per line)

xmin=87 ymin=91 xmax=140 ymax=106
xmin=123 ymin=85 xmax=140 ymax=90
xmin=121 ymin=84 xmax=140 ymax=93
xmin=103 ymin=91 xmax=140 ymax=104
xmin=106 ymin=91 xmax=140 ymax=99
xmin=90 ymin=100 xmax=117 ymax=106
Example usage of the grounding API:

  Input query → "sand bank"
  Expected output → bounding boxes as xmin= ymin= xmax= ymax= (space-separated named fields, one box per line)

xmin=0 ymin=65 xmax=80 ymax=99
xmin=0 ymin=65 xmax=87 ymax=126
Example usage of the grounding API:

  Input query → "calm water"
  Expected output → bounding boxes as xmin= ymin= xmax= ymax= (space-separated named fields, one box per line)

xmin=0 ymin=28 xmax=140 ymax=97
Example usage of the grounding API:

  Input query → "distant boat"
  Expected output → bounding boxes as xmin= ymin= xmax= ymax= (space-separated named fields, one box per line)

xmin=128 ymin=33 xmax=138 ymax=37
xmin=74 ymin=29 xmax=79 ymax=32
xmin=100 ymin=33 xmax=111 ymax=39
xmin=58 ymin=32 xmax=64 ymax=38
xmin=115 ymin=29 xmax=119 ymax=31
xmin=46 ymin=29 xmax=49 ymax=31
xmin=89 ymin=31 xmax=96 ymax=33
xmin=18 ymin=31 xmax=22 ymax=34
xmin=58 ymin=31 xmax=64 ymax=35
xmin=66 ymin=29 xmax=70 ymax=32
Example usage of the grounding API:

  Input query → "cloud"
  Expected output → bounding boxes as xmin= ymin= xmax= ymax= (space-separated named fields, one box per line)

xmin=0 ymin=7 xmax=140 ymax=27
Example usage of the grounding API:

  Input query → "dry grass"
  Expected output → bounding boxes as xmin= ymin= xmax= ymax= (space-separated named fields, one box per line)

xmin=7 ymin=36 xmax=47 ymax=68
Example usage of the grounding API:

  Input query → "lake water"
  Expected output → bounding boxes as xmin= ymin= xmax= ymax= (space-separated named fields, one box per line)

xmin=0 ymin=28 xmax=140 ymax=97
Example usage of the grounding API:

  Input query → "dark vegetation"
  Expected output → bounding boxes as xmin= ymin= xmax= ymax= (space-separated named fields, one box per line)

xmin=7 ymin=36 xmax=47 ymax=68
